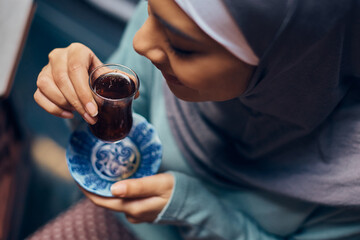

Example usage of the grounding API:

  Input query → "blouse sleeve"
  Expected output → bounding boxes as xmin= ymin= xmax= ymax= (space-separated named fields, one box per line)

xmin=155 ymin=171 xmax=360 ymax=240
xmin=155 ymin=171 xmax=281 ymax=240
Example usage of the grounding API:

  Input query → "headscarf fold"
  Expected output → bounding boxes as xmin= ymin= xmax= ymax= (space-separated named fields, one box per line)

xmin=165 ymin=0 xmax=360 ymax=205
xmin=174 ymin=0 xmax=259 ymax=65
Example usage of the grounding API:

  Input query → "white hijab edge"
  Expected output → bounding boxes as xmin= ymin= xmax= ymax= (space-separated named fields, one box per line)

xmin=174 ymin=0 xmax=259 ymax=66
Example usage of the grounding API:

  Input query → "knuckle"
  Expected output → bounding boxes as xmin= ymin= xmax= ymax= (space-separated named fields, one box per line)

xmin=36 ymin=74 xmax=48 ymax=89
xmin=53 ymin=72 xmax=68 ymax=86
xmin=33 ymin=91 xmax=40 ymax=103
xmin=68 ymin=42 xmax=92 ymax=57
xmin=127 ymin=204 xmax=142 ymax=217
xmin=69 ymin=42 xmax=83 ymax=49
xmin=48 ymin=48 xmax=61 ymax=60
xmin=68 ymin=42 xmax=89 ymax=53
xmin=68 ymin=62 xmax=83 ymax=74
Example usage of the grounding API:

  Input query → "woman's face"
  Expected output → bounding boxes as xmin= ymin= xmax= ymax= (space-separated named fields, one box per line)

xmin=133 ymin=0 xmax=254 ymax=102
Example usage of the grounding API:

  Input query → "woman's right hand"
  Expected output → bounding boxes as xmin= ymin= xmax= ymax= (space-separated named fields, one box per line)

xmin=34 ymin=43 xmax=103 ymax=124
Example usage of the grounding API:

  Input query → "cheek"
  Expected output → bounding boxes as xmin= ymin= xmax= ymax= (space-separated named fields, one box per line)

xmin=173 ymin=58 xmax=250 ymax=90
xmin=170 ymin=58 xmax=217 ymax=89
xmin=215 ymin=63 xmax=254 ymax=98
xmin=175 ymin=69 xmax=206 ymax=89
xmin=171 ymin=56 xmax=254 ymax=100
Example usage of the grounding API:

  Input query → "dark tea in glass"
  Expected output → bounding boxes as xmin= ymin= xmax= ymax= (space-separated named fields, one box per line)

xmin=89 ymin=64 xmax=139 ymax=142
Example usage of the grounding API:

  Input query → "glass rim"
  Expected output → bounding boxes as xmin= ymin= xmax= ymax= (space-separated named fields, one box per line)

xmin=89 ymin=63 xmax=140 ymax=101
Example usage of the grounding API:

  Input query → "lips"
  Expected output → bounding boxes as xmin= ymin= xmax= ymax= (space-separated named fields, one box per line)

xmin=162 ymin=73 xmax=183 ymax=86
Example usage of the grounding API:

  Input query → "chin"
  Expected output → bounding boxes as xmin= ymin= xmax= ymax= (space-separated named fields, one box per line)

xmin=166 ymin=83 xmax=203 ymax=102
xmin=162 ymin=73 xmax=201 ymax=101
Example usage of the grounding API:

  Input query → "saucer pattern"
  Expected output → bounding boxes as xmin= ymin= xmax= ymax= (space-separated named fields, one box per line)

xmin=91 ymin=138 xmax=140 ymax=181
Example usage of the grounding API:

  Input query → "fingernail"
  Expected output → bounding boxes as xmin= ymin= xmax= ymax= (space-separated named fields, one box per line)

xmin=111 ymin=183 xmax=126 ymax=196
xmin=83 ymin=112 xmax=96 ymax=125
xmin=86 ymin=102 xmax=98 ymax=117
xmin=61 ymin=111 xmax=74 ymax=118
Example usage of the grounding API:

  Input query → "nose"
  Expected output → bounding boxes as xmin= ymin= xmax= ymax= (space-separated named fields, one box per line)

xmin=133 ymin=18 xmax=168 ymax=65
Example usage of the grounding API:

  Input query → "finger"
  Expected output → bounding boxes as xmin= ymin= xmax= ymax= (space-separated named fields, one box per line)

xmin=67 ymin=43 xmax=103 ymax=117
xmin=49 ymin=48 xmax=96 ymax=124
xmin=122 ymin=196 xmax=166 ymax=222
xmin=81 ymin=186 xmax=165 ymax=222
xmin=111 ymin=173 xmax=174 ymax=198
xmin=80 ymin=187 xmax=126 ymax=211
xmin=34 ymin=89 xmax=74 ymax=118
xmin=37 ymin=65 xmax=73 ymax=111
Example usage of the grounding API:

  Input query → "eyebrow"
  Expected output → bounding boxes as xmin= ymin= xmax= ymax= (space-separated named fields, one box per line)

xmin=153 ymin=12 xmax=199 ymax=42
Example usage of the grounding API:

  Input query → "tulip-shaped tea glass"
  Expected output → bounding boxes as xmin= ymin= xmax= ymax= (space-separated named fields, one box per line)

xmin=89 ymin=64 xmax=139 ymax=142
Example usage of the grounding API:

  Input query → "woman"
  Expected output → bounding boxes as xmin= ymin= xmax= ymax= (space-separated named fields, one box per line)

xmin=33 ymin=0 xmax=360 ymax=239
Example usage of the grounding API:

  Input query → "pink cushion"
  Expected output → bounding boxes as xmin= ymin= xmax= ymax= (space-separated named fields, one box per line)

xmin=27 ymin=198 xmax=138 ymax=240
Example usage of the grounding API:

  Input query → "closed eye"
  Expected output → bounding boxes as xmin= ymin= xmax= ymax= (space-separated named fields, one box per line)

xmin=166 ymin=39 xmax=195 ymax=58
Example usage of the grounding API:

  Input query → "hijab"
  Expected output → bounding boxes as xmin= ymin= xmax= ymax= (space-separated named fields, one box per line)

xmin=165 ymin=0 xmax=360 ymax=205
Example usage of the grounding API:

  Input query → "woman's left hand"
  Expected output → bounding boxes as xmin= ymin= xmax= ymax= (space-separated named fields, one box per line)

xmin=81 ymin=173 xmax=174 ymax=223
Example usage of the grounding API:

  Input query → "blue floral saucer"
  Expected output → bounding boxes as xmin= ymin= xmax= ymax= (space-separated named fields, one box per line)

xmin=66 ymin=113 xmax=162 ymax=197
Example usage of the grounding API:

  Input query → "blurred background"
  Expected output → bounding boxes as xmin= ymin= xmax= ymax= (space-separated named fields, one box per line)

xmin=1 ymin=0 xmax=139 ymax=239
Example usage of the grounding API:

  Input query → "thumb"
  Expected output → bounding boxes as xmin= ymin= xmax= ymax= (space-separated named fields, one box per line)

xmin=110 ymin=173 xmax=174 ymax=198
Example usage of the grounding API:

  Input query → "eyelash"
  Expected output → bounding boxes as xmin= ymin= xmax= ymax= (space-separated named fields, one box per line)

xmin=166 ymin=40 xmax=195 ymax=58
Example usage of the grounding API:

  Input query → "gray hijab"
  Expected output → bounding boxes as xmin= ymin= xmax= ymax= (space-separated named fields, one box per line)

xmin=165 ymin=0 xmax=360 ymax=205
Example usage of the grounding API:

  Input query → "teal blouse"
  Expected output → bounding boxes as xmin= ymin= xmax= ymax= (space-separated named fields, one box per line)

xmin=107 ymin=2 xmax=360 ymax=239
